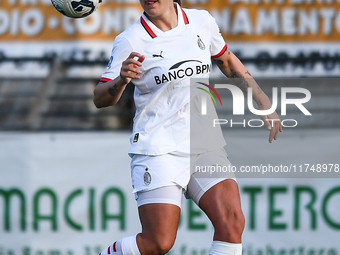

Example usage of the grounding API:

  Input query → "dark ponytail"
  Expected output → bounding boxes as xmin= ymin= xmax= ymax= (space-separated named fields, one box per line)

xmin=173 ymin=0 xmax=181 ymax=5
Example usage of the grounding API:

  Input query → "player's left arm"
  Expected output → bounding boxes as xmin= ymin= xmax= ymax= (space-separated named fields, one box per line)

xmin=212 ymin=49 xmax=283 ymax=143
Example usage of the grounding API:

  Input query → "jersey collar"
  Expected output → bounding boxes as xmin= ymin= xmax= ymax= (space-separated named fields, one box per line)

xmin=140 ymin=3 xmax=189 ymax=39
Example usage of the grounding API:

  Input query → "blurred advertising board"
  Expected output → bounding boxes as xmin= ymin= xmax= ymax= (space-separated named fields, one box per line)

xmin=0 ymin=0 xmax=339 ymax=77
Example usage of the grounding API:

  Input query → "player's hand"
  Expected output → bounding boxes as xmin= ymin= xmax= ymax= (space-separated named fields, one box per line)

xmin=260 ymin=111 xmax=283 ymax=143
xmin=120 ymin=52 xmax=145 ymax=84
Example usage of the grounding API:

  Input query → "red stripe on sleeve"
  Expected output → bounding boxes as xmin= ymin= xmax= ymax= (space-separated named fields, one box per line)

xmin=100 ymin=77 xmax=112 ymax=82
xmin=211 ymin=44 xmax=228 ymax=58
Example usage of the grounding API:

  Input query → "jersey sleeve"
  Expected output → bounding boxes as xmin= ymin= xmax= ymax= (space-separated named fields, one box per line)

xmin=100 ymin=36 xmax=133 ymax=82
xmin=208 ymin=13 xmax=227 ymax=58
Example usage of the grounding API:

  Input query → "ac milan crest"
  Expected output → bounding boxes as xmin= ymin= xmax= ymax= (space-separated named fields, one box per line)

xmin=144 ymin=168 xmax=151 ymax=185
xmin=197 ymin=35 xmax=205 ymax=50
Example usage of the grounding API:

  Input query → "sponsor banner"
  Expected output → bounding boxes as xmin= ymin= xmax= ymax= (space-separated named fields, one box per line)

xmin=0 ymin=0 xmax=339 ymax=42
xmin=0 ymin=0 xmax=142 ymax=41
xmin=208 ymin=0 xmax=340 ymax=42
xmin=1 ymin=0 xmax=340 ymax=77
xmin=0 ymin=132 xmax=339 ymax=255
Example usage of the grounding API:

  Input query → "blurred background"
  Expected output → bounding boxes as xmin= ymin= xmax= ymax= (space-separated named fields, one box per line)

xmin=0 ymin=0 xmax=339 ymax=254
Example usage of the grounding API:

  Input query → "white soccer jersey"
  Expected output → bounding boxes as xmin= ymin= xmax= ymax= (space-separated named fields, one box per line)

xmin=101 ymin=3 xmax=227 ymax=156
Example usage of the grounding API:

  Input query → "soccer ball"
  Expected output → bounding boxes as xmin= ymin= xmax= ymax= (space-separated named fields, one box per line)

xmin=51 ymin=0 xmax=102 ymax=18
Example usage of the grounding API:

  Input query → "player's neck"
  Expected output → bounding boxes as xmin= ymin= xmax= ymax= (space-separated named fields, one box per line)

xmin=146 ymin=3 xmax=178 ymax=32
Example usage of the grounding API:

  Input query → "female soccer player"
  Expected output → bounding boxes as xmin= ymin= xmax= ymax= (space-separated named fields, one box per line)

xmin=93 ymin=0 xmax=282 ymax=254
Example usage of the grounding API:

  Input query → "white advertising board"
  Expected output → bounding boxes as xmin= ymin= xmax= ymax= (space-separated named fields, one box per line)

xmin=0 ymin=131 xmax=339 ymax=255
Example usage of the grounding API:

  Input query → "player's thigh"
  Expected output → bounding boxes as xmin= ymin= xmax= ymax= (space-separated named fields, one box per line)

xmin=198 ymin=179 xmax=244 ymax=242
xmin=189 ymin=149 xmax=242 ymax=226
xmin=198 ymin=179 xmax=242 ymax=218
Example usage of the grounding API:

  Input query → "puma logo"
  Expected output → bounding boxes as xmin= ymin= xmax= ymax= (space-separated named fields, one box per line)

xmin=152 ymin=51 xmax=164 ymax=58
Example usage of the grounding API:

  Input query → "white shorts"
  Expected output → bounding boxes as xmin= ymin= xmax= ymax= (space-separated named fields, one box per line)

xmin=135 ymin=175 xmax=231 ymax=207
xmin=131 ymin=148 xmax=236 ymax=207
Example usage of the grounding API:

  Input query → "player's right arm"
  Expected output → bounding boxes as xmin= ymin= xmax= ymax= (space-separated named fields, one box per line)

xmin=93 ymin=52 xmax=145 ymax=108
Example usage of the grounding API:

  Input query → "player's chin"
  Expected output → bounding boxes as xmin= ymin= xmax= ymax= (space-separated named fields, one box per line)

xmin=144 ymin=8 xmax=159 ymax=17
xmin=142 ymin=0 xmax=158 ymax=9
xmin=142 ymin=2 xmax=160 ymax=14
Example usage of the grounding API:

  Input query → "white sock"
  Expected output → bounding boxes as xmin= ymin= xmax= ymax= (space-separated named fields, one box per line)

xmin=121 ymin=235 xmax=141 ymax=255
xmin=99 ymin=235 xmax=141 ymax=255
xmin=99 ymin=240 xmax=123 ymax=255
xmin=209 ymin=241 xmax=242 ymax=255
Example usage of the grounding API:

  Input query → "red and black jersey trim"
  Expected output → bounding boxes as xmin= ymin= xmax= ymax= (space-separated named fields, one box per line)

xmin=211 ymin=44 xmax=228 ymax=58
xmin=140 ymin=6 xmax=189 ymax=39
xmin=180 ymin=6 xmax=189 ymax=25
xmin=141 ymin=16 xmax=157 ymax=38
